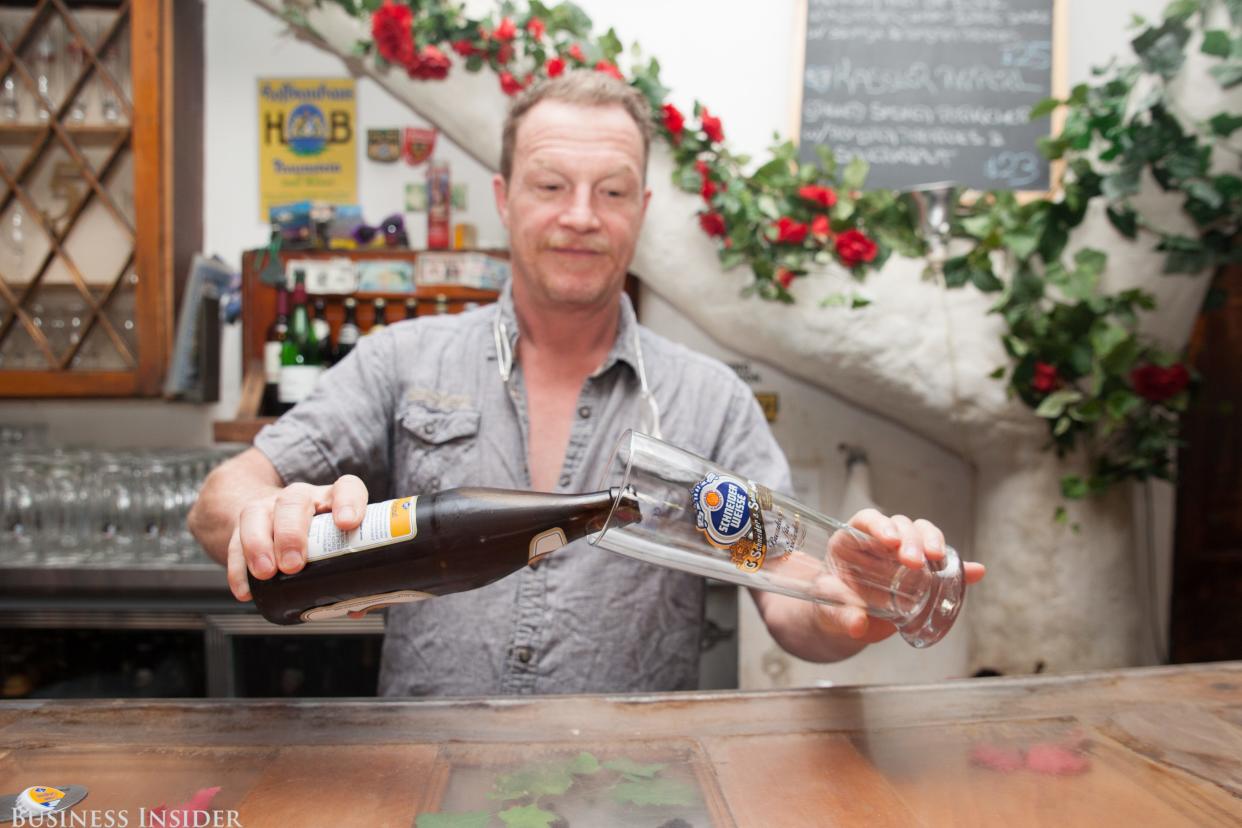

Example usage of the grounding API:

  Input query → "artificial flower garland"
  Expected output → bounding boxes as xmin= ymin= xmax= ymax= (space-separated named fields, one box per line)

xmin=309 ymin=0 xmax=1238 ymax=508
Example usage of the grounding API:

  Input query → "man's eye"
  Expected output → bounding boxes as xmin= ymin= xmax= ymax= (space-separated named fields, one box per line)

xmin=538 ymin=183 xmax=562 ymax=192
xmin=604 ymin=189 xmax=627 ymax=198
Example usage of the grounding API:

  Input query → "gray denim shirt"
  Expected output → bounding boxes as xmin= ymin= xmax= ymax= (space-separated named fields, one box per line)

xmin=254 ymin=284 xmax=791 ymax=697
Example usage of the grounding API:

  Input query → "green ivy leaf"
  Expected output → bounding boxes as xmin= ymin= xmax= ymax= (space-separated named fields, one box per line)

xmin=498 ymin=804 xmax=560 ymax=828
xmin=488 ymin=765 xmax=574 ymax=801
xmin=959 ymin=213 xmax=995 ymax=239
xmin=1102 ymin=165 xmax=1142 ymax=200
xmin=597 ymin=27 xmax=624 ymax=62
xmin=1210 ymin=61 xmax=1242 ymax=87
xmin=1002 ymin=226 xmax=1040 ymax=261
xmin=611 ymin=777 xmax=697 ymax=807
xmin=416 ymin=813 xmax=491 ymax=828
xmin=989 ymin=366 xmax=1007 ymax=379
xmin=1029 ymin=97 xmax=1060 ymax=120
xmin=1061 ymin=475 xmax=1089 ymax=499
xmin=1106 ymin=204 xmax=1139 ymax=238
xmin=970 ymin=262 xmax=1004 ymax=293
xmin=841 ymin=156 xmax=869 ymax=190
xmin=1201 ymin=29 xmax=1231 ymax=57
xmin=1163 ymin=0 xmax=1199 ymax=21
xmin=1035 ymin=389 xmax=1084 ymax=418
xmin=1207 ymin=114 xmax=1242 ymax=138
xmin=1131 ymin=18 xmax=1191 ymax=78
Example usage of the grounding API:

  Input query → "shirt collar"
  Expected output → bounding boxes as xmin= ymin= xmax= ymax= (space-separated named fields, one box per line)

xmin=496 ymin=280 xmax=642 ymax=379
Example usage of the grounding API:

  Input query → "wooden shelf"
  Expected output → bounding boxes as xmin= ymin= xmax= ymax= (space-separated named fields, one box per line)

xmin=211 ymin=248 xmax=505 ymax=444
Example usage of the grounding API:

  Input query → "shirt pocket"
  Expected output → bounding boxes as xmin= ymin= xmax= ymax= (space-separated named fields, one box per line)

xmin=396 ymin=402 xmax=481 ymax=491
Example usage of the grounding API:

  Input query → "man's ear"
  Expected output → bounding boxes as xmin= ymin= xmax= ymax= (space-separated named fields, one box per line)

xmin=493 ymin=173 xmax=510 ymax=227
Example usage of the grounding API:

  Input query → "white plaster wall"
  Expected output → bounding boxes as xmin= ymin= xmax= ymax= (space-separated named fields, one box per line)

xmin=0 ymin=0 xmax=1186 ymax=678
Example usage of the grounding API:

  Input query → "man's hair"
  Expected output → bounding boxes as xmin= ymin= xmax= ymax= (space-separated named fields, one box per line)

xmin=500 ymin=70 xmax=656 ymax=182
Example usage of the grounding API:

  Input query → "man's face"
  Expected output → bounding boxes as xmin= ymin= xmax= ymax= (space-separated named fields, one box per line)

xmin=494 ymin=100 xmax=650 ymax=311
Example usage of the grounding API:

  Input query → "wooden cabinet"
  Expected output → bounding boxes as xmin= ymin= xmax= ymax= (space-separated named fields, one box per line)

xmin=0 ymin=0 xmax=201 ymax=397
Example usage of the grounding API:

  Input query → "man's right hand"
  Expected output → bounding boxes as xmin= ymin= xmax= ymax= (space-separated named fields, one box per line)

xmin=226 ymin=474 xmax=368 ymax=602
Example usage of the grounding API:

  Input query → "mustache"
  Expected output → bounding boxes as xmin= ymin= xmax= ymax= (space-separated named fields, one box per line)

xmin=544 ymin=238 xmax=610 ymax=254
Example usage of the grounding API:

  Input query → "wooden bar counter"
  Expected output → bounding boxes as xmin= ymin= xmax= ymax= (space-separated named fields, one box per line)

xmin=1 ymin=662 xmax=1239 ymax=826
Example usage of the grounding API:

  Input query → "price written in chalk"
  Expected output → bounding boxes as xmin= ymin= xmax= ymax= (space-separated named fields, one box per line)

xmin=798 ymin=0 xmax=1057 ymax=191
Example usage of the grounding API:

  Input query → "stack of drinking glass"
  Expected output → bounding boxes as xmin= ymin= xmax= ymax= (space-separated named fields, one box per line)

xmin=0 ymin=446 xmax=238 ymax=567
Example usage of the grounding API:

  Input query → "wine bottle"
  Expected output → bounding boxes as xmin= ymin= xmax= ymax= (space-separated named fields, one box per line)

xmin=311 ymin=297 xmax=333 ymax=366
xmin=335 ymin=297 xmax=360 ymax=362
xmin=277 ymin=270 xmax=323 ymax=414
xmin=248 ymin=487 xmax=641 ymax=625
xmin=261 ymin=287 xmax=289 ymax=417
xmin=369 ymin=297 xmax=387 ymax=334
xmin=434 ymin=293 xmax=449 ymax=315
xmin=404 ymin=296 xmax=419 ymax=320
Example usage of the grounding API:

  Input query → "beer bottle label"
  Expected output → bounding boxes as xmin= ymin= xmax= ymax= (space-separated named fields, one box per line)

xmin=306 ymin=497 xmax=418 ymax=562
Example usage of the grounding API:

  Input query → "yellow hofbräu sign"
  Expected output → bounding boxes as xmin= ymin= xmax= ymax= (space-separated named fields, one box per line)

xmin=258 ymin=78 xmax=357 ymax=221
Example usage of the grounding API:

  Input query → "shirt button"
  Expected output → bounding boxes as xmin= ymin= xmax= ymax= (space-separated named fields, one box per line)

xmin=515 ymin=646 xmax=533 ymax=664
xmin=422 ymin=423 xmax=434 ymax=436
xmin=558 ymin=474 xmax=571 ymax=487
xmin=578 ymin=406 xmax=591 ymax=419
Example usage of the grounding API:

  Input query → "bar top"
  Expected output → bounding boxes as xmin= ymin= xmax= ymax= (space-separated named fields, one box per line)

xmin=1 ymin=662 xmax=1240 ymax=826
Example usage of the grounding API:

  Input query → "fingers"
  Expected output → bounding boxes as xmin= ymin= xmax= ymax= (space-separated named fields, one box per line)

xmin=331 ymin=474 xmax=368 ymax=530
xmin=913 ymin=518 xmax=946 ymax=562
xmin=888 ymin=514 xmax=924 ymax=568
xmin=965 ymin=562 xmax=987 ymax=584
xmin=845 ymin=509 xmax=949 ymax=569
xmin=238 ymin=499 xmax=276 ymax=580
xmin=226 ymin=526 xmax=251 ymax=602
xmin=271 ymin=482 xmax=324 ymax=575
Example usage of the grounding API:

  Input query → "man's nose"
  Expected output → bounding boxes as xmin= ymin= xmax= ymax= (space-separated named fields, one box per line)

xmin=558 ymin=185 xmax=601 ymax=232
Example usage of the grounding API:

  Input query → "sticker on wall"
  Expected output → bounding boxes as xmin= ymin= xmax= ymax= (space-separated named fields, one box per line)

xmin=366 ymin=128 xmax=402 ymax=163
xmin=258 ymin=77 xmax=358 ymax=222
xmin=403 ymin=127 xmax=437 ymax=165
xmin=754 ymin=392 xmax=779 ymax=423
xmin=405 ymin=182 xmax=427 ymax=212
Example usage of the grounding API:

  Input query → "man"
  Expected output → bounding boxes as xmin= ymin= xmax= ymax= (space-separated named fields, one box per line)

xmin=189 ymin=71 xmax=983 ymax=696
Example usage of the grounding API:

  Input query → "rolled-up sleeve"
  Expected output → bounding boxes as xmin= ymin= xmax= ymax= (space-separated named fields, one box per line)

xmin=253 ymin=326 xmax=400 ymax=494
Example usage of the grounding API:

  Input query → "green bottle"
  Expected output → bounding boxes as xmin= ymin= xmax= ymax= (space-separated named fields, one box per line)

xmin=277 ymin=270 xmax=323 ymax=414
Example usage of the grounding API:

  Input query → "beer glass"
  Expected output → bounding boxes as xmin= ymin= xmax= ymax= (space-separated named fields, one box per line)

xmin=591 ymin=431 xmax=967 ymax=648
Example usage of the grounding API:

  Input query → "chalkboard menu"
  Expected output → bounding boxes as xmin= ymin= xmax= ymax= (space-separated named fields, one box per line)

xmin=796 ymin=0 xmax=1059 ymax=191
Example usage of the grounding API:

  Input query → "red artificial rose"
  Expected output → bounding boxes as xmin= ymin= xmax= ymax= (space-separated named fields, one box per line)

xmin=701 ymin=178 xmax=718 ymax=202
xmin=1130 ymin=362 xmax=1190 ymax=403
xmin=700 ymin=107 xmax=724 ymax=143
xmin=450 ymin=39 xmax=475 ymax=57
xmin=496 ymin=43 xmax=513 ymax=64
xmin=595 ymin=60 xmax=624 ymax=81
xmin=409 ymin=44 xmax=450 ymax=80
xmin=568 ymin=43 xmax=586 ymax=63
xmin=494 ymin=17 xmax=517 ymax=42
xmin=662 ymin=103 xmax=685 ymax=139
xmin=372 ymin=0 xmax=415 ymax=67
xmin=835 ymin=228 xmax=877 ymax=267
xmin=525 ymin=17 xmax=545 ymax=39
xmin=798 ymin=184 xmax=837 ymax=209
xmin=776 ymin=268 xmax=796 ymax=289
xmin=694 ymin=159 xmax=710 ymax=179
xmin=545 ymin=56 xmax=566 ymax=77
xmin=773 ymin=216 xmax=808 ymax=244
xmin=499 ymin=71 xmax=523 ymax=96
xmin=699 ymin=211 xmax=727 ymax=237
xmin=811 ymin=214 xmax=832 ymax=240
xmin=1031 ymin=362 xmax=1060 ymax=394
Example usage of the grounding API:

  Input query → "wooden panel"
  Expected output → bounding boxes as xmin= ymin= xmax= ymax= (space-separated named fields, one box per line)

xmin=1172 ymin=263 xmax=1242 ymax=663
xmin=0 ymin=370 xmax=140 ymax=397
xmin=236 ymin=745 xmax=437 ymax=828
xmin=704 ymin=732 xmax=917 ymax=826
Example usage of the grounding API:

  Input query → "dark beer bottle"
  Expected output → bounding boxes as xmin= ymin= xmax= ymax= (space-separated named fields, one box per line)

xmin=260 ymin=287 xmax=289 ymax=417
xmin=334 ymin=297 xmax=360 ymax=362
xmin=248 ymin=487 xmax=641 ymax=625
